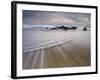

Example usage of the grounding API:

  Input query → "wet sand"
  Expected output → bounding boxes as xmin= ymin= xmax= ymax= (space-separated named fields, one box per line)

xmin=23 ymin=30 xmax=90 ymax=69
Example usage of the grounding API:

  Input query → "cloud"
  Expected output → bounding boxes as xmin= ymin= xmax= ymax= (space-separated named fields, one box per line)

xmin=23 ymin=10 xmax=90 ymax=26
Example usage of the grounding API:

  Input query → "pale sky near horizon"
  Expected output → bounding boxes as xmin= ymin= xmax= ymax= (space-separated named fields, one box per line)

xmin=23 ymin=10 xmax=91 ymax=27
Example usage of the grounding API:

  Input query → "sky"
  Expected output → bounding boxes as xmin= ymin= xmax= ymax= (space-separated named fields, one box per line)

xmin=23 ymin=10 xmax=91 ymax=27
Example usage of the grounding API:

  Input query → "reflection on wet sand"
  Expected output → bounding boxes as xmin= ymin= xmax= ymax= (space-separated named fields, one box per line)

xmin=23 ymin=30 xmax=90 ymax=69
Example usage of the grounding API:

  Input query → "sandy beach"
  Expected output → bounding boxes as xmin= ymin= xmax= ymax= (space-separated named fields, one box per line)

xmin=22 ymin=29 xmax=90 ymax=69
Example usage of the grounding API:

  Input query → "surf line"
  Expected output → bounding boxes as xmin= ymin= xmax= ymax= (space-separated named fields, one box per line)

xmin=23 ymin=38 xmax=75 ymax=53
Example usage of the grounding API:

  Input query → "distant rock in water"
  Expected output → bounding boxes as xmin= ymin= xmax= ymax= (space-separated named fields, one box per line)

xmin=71 ymin=26 xmax=77 ymax=29
xmin=83 ymin=26 xmax=91 ymax=31
xmin=49 ymin=25 xmax=78 ymax=30
xmin=49 ymin=27 xmax=57 ymax=30
xmin=56 ymin=25 xmax=77 ymax=30
xmin=58 ymin=25 xmax=68 ymax=30
xmin=83 ymin=27 xmax=87 ymax=30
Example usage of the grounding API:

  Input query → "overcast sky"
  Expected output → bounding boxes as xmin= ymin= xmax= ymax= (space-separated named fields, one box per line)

xmin=23 ymin=10 xmax=90 ymax=26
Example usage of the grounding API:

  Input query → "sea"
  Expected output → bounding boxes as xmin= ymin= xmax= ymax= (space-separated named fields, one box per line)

xmin=22 ymin=25 xmax=90 ymax=52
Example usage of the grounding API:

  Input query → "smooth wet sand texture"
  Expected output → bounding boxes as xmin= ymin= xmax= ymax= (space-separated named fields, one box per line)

xmin=23 ymin=30 xmax=90 ymax=69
